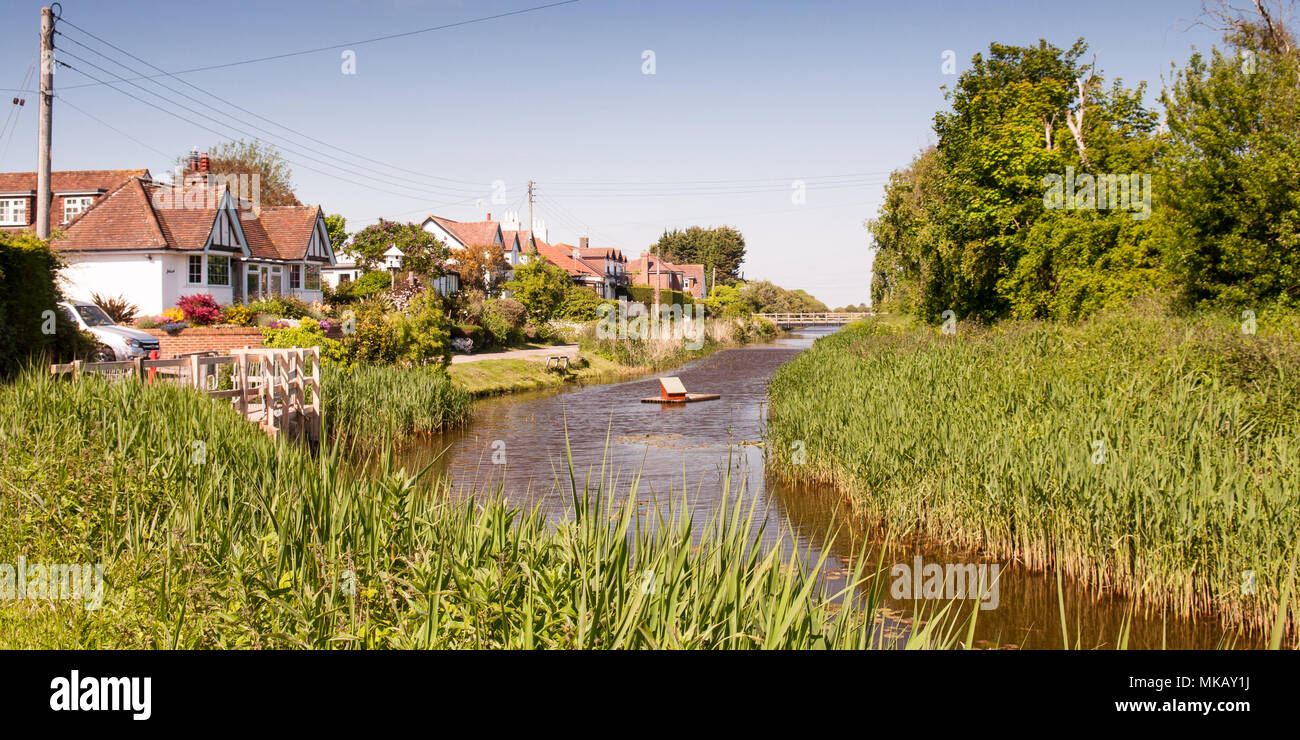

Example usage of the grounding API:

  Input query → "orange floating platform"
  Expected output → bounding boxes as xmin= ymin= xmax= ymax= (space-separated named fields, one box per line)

xmin=641 ymin=393 xmax=721 ymax=404
xmin=641 ymin=377 xmax=719 ymax=403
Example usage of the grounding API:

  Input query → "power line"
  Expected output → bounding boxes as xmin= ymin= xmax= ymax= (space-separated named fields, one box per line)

xmin=55 ymin=1 xmax=581 ymax=90
xmin=57 ymin=56 xmax=486 ymax=205
xmin=55 ymin=94 xmax=174 ymax=159
xmin=0 ymin=60 xmax=36 ymax=166
xmin=545 ymin=171 xmax=896 ymax=187
xmin=541 ymin=179 xmax=891 ymax=198
xmin=55 ymin=32 xmax=487 ymax=198
xmin=54 ymin=20 xmax=490 ymax=190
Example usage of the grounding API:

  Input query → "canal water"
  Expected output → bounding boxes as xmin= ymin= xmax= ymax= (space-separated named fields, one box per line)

xmin=398 ymin=329 xmax=1262 ymax=649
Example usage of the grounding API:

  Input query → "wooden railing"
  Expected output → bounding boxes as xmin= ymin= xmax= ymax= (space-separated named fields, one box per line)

xmin=754 ymin=312 xmax=872 ymax=326
xmin=51 ymin=347 xmax=322 ymax=443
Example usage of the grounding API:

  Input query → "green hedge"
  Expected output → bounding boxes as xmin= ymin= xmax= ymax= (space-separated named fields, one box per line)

xmin=623 ymin=285 xmax=696 ymax=307
xmin=0 ymin=232 xmax=85 ymax=377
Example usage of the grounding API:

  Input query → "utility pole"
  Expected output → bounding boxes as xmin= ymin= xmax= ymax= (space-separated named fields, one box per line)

xmin=526 ymin=179 xmax=535 ymax=253
xmin=36 ymin=6 xmax=54 ymax=239
xmin=653 ymin=241 xmax=661 ymax=309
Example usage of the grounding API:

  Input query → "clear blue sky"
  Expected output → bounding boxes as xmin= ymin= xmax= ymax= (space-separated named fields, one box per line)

xmin=0 ymin=0 xmax=1223 ymax=307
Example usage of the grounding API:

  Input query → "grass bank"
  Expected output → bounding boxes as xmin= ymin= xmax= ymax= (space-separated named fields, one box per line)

xmin=447 ymin=353 xmax=626 ymax=396
xmin=766 ymin=305 xmax=1299 ymax=640
xmin=449 ymin=315 xmax=779 ymax=397
xmin=0 ymin=370 xmax=970 ymax=649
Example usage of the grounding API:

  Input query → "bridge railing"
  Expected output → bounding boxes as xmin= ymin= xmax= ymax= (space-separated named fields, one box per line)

xmin=754 ymin=312 xmax=873 ymax=324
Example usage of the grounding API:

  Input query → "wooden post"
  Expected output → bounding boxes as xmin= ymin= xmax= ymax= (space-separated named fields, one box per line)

xmin=236 ymin=351 xmax=249 ymax=421
xmin=35 ymin=6 xmax=54 ymax=240
xmin=189 ymin=354 xmax=201 ymax=389
xmin=72 ymin=360 xmax=83 ymax=378
xmin=133 ymin=356 xmax=145 ymax=380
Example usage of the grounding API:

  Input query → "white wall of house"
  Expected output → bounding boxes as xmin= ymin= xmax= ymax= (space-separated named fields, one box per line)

xmin=422 ymin=219 xmax=463 ymax=250
xmin=58 ymin=253 xmax=166 ymax=315
xmin=322 ymin=266 xmax=362 ymax=288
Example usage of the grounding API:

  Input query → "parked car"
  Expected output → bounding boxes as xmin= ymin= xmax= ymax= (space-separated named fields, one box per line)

xmin=59 ymin=300 xmax=161 ymax=362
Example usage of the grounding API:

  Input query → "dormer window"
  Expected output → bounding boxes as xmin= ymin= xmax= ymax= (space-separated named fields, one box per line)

xmin=63 ymin=196 xmax=94 ymax=223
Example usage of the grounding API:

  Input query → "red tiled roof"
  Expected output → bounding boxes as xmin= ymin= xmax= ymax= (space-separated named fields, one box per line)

xmin=54 ymin=176 xmax=322 ymax=262
xmin=426 ymin=215 xmax=500 ymax=249
xmin=543 ymin=242 xmax=604 ymax=278
xmin=500 ymin=229 xmax=529 ymax=253
xmin=0 ymin=169 xmax=150 ymax=195
xmin=50 ymin=178 xmax=168 ymax=251
xmin=258 ymin=206 xmax=321 ymax=261
xmin=627 ymin=252 xmax=706 ymax=297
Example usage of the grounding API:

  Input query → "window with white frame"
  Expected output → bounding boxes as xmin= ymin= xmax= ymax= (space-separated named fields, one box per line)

xmin=304 ymin=264 xmax=321 ymax=291
xmin=207 ymin=255 xmax=230 ymax=286
xmin=188 ymin=255 xmax=203 ymax=284
xmin=0 ymin=198 xmax=27 ymax=226
xmin=62 ymin=196 xmax=94 ymax=223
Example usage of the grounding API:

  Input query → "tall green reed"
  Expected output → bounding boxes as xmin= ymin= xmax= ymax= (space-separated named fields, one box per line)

xmin=766 ymin=307 xmax=1299 ymax=641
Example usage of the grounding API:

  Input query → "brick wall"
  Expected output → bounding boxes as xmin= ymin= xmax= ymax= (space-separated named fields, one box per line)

xmin=142 ymin=327 xmax=264 ymax=358
xmin=143 ymin=325 xmax=345 ymax=358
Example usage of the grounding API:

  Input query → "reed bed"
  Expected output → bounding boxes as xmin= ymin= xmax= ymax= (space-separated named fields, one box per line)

xmin=0 ymin=370 xmax=962 ymax=649
xmin=766 ymin=305 xmax=1300 ymax=640
xmin=578 ymin=315 xmax=777 ymax=369
xmin=322 ymin=363 xmax=474 ymax=447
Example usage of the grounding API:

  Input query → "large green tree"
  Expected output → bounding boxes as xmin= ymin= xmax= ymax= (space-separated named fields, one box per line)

xmin=503 ymin=257 xmax=573 ymax=322
xmin=1159 ymin=8 xmax=1300 ymax=307
xmin=870 ymin=39 xmax=1161 ymax=322
xmin=655 ymin=226 xmax=746 ymax=290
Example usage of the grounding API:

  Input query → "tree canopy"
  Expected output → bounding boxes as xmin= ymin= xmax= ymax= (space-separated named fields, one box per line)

xmin=350 ymin=221 xmax=450 ymax=276
xmin=870 ymin=3 xmax=1300 ymax=321
xmin=181 ymin=139 xmax=301 ymax=207
xmin=655 ymin=226 xmax=746 ymax=291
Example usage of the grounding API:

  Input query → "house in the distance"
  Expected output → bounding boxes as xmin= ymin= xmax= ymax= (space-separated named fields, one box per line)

xmin=0 ymin=168 xmax=151 ymax=233
xmin=628 ymin=251 xmax=706 ymax=299
xmin=535 ymin=236 xmax=628 ymax=299
xmin=49 ymin=158 xmax=335 ymax=314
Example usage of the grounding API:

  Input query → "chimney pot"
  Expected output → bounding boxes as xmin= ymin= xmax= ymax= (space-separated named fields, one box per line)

xmin=580 ymin=236 xmax=589 ymax=249
xmin=485 ymin=212 xmax=491 ymax=221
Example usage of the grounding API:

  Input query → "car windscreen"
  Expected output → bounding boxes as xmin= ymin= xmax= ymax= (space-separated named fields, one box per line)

xmin=75 ymin=304 xmax=117 ymax=327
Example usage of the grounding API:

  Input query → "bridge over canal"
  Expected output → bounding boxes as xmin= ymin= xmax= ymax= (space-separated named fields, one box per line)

xmin=754 ymin=312 xmax=871 ymax=328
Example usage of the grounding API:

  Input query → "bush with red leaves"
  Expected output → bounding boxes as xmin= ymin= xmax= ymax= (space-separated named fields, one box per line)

xmin=175 ymin=294 xmax=225 ymax=326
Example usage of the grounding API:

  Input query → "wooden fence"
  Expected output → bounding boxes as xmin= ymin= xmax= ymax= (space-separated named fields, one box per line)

xmin=51 ymin=347 xmax=322 ymax=443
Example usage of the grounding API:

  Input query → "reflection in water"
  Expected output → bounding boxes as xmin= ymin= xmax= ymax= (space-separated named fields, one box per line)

xmin=397 ymin=330 xmax=1261 ymax=649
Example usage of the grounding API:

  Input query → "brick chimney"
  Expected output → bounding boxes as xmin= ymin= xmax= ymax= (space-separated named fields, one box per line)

xmin=183 ymin=151 xmax=213 ymax=188
xmin=579 ymin=236 xmax=589 ymax=249
xmin=485 ymin=212 xmax=491 ymax=222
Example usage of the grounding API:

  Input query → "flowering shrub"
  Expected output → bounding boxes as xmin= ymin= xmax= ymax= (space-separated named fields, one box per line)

xmin=260 ymin=317 xmax=348 ymax=365
xmin=222 ymin=303 xmax=258 ymax=326
xmin=162 ymin=307 xmax=184 ymax=321
xmin=176 ymin=294 xmax=224 ymax=326
xmin=349 ymin=221 xmax=449 ymax=275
